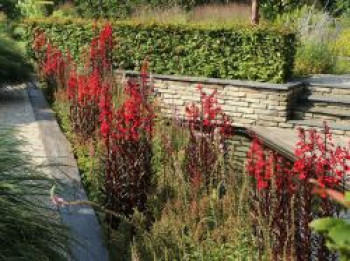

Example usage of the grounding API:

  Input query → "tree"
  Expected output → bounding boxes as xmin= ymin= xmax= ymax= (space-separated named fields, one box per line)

xmin=251 ymin=0 xmax=259 ymax=24
xmin=0 ymin=0 xmax=19 ymax=19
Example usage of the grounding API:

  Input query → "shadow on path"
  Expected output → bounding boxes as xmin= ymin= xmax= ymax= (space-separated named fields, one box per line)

xmin=0 ymin=82 xmax=109 ymax=261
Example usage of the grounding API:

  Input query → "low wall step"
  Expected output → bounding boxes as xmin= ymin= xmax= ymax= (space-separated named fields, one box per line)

xmin=288 ymin=119 xmax=350 ymax=134
xmin=293 ymin=106 xmax=350 ymax=122
xmin=306 ymin=84 xmax=350 ymax=96
xmin=306 ymin=75 xmax=350 ymax=96
xmin=302 ymin=94 xmax=350 ymax=105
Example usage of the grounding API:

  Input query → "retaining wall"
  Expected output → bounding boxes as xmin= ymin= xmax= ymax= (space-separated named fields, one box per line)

xmin=116 ymin=71 xmax=304 ymax=128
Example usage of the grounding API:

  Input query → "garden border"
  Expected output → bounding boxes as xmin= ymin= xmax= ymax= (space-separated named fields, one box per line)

xmin=27 ymin=81 xmax=109 ymax=261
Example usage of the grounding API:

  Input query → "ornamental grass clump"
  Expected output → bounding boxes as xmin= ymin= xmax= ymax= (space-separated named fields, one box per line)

xmin=0 ymin=128 xmax=71 ymax=261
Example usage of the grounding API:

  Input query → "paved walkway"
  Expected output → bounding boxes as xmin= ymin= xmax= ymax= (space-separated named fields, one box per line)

xmin=0 ymin=83 xmax=109 ymax=261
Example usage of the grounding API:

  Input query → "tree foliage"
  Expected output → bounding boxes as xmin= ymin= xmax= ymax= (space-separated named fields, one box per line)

xmin=73 ymin=0 xmax=248 ymax=19
xmin=0 ymin=0 xmax=19 ymax=19
xmin=260 ymin=0 xmax=306 ymax=20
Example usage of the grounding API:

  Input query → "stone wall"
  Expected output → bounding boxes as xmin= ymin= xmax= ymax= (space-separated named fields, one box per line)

xmin=116 ymin=71 xmax=304 ymax=128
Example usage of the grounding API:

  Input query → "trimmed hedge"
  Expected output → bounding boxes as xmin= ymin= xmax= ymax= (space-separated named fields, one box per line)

xmin=22 ymin=18 xmax=296 ymax=83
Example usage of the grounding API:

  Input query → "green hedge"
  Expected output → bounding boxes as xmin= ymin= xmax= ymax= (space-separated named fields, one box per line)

xmin=22 ymin=18 xmax=296 ymax=83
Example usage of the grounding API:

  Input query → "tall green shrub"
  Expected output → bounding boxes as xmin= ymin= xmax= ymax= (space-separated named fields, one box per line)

xmin=72 ymin=0 xmax=247 ymax=18
xmin=74 ymin=0 xmax=133 ymax=19
xmin=23 ymin=18 xmax=296 ymax=83
xmin=0 ymin=32 xmax=31 ymax=84
xmin=260 ymin=0 xmax=305 ymax=20
xmin=0 ymin=0 xmax=19 ymax=20
xmin=16 ymin=0 xmax=54 ymax=18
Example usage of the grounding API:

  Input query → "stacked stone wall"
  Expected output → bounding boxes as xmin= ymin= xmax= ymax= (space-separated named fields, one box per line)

xmin=116 ymin=71 xmax=304 ymax=128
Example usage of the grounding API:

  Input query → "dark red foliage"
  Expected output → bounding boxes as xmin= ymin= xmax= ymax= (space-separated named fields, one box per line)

xmin=247 ymin=123 xmax=349 ymax=260
xmin=88 ymin=23 xmax=114 ymax=73
xmin=293 ymin=126 xmax=349 ymax=189
xmin=33 ymin=25 xmax=156 ymax=227
xmin=184 ymin=87 xmax=232 ymax=191
xmin=101 ymin=62 xmax=155 ymax=224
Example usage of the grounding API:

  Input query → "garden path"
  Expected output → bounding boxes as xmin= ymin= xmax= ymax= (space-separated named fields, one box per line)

xmin=0 ymin=83 xmax=109 ymax=261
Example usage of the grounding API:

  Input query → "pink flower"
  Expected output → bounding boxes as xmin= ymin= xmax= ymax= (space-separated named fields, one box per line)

xmin=51 ymin=196 xmax=66 ymax=206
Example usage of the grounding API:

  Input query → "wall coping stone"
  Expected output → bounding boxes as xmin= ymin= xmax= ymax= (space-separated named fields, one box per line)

xmin=116 ymin=70 xmax=304 ymax=91
xmin=305 ymin=94 xmax=350 ymax=105
xmin=305 ymin=74 xmax=350 ymax=89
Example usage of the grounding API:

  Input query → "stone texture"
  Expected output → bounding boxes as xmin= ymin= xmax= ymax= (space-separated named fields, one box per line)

xmin=117 ymin=71 xmax=350 ymax=138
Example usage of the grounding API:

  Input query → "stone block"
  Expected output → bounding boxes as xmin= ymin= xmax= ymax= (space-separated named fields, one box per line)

xmin=248 ymin=93 xmax=267 ymax=99
xmin=226 ymin=112 xmax=243 ymax=118
xmin=238 ymin=87 xmax=260 ymax=93
xmin=162 ymin=99 xmax=185 ymax=106
xmin=261 ymin=100 xmax=279 ymax=106
xmin=224 ymin=91 xmax=247 ymax=98
xmin=251 ymin=103 xmax=267 ymax=109
xmin=181 ymin=95 xmax=201 ymax=101
xmin=236 ymin=107 xmax=254 ymax=114
xmin=222 ymin=105 xmax=237 ymax=112
xmin=331 ymin=129 xmax=345 ymax=135
xmin=244 ymin=114 xmax=259 ymax=120
xmin=162 ymin=93 xmax=180 ymax=99
xmin=267 ymin=105 xmax=286 ymax=111
xmin=225 ymin=101 xmax=248 ymax=107
xmin=235 ymin=118 xmax=256 ymax=124
xmin=245 ymin=98 xmax=262 ymax=104
xmin=313 ymin=87 xmax=331 ymax=93
xmin=256 ymin=120 xmax=278 ymax=127
xmin=254 ymin=109 xmax=277 ymax=115
xmin=278 ymin=123 xmax=294 ymax=128
xmin=259 ymin=115 xmax=285 ymax=122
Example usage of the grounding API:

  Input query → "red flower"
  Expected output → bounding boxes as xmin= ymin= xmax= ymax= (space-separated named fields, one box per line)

xmin=100 ymin=121 xmax=110 ymax=138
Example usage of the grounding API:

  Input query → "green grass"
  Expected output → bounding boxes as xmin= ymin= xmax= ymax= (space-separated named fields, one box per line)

xmin=332 ymin=58 xmax=350 ymax=74
xmin=0 ymin=128 xmax=71 ymax=260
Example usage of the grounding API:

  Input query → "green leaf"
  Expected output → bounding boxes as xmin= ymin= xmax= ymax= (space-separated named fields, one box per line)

xmin=309 ymin=217 xmax=340 ymax=232
xmin=345 ymin=192 xmax=350 ymax=202
xmin=328 ymin=223 xmax=350 ymax=246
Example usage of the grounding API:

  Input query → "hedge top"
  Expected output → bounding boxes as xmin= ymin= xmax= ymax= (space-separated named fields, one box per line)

xmin=23 ymin=17 xmax=295 ymax=34
xmin=23 ymin=17 xmax=296 ymax=83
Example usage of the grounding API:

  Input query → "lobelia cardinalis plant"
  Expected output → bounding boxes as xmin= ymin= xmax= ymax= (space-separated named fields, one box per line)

xmin=247 ymin=123 xmax=349 ymax=260
xmin=33 ymin=25 xmax=156 ymax=227
xmin=32 ymin=30 xmax=47 ymax=76
xmin=32 ymin=24 xmax=115 ymax=141
xmin=293 ymin=125 xmax=348 ymax=260
xmin=184 ymin=87 xmax=232 ymax=195
xmin=69 ymin=23 xmax=114 ymax=140
xmin=100 ymin=61 xmax=155 ymax=227
xmin=247 ymin=136 xmax=296 ymax=260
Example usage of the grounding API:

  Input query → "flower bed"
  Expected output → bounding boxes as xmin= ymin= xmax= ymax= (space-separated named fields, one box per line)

xmin=33 ymin=24 xmax=350 ymax=260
